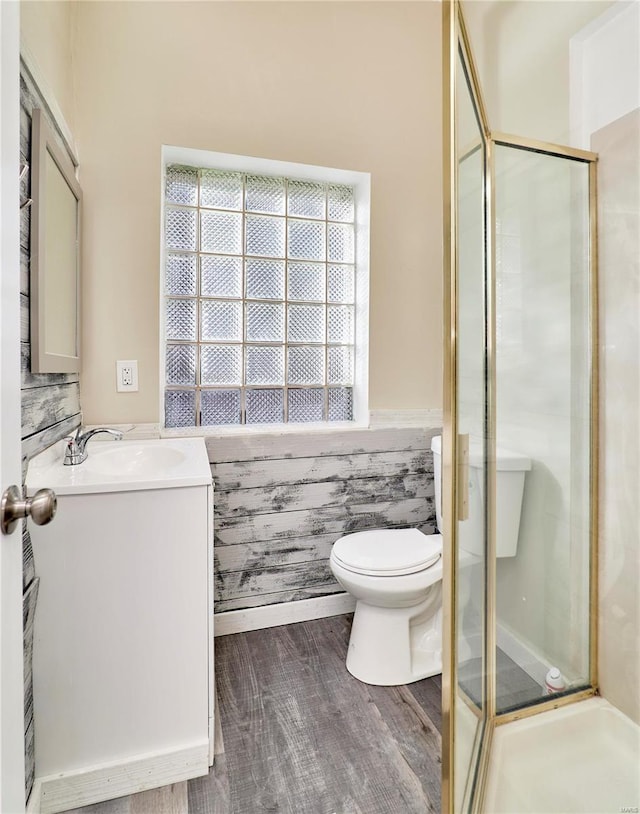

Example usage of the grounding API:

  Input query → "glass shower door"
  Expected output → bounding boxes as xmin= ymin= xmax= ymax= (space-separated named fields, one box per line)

xmin=493 ymin=143 xmax=593 ymax=714
xmin=443 ymin=38 xmax=492 ymax=814
xmin=443 ymin=3 xmax=599 ymax=810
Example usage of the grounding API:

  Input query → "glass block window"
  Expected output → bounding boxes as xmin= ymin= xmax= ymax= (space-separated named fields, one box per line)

xmin=163 ymin=165 xmax=357 ymax=428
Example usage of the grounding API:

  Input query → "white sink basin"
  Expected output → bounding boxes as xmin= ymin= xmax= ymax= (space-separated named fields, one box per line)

xmin=84 ymin=444 xmax=187 ymax=477
xmin=26 ymin=438 xmax=212 ymax=495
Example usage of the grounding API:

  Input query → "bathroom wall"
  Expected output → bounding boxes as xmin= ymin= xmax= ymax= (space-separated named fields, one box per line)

xmin=462 ymin=0 xmax=614 ymax=145
xmin=210 ymin=426 xmax=437 ymax=612
xmin=20 ymin=0 xmax=76 ymax=134
xmin=70 ymin=0 xmax=443 ymax=425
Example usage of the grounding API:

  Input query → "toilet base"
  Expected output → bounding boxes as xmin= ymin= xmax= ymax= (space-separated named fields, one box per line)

xmin=345 ymin=584 xmax=443 ymax=686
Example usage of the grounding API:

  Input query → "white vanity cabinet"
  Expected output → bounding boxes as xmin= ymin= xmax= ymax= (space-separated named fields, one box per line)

xmin=26 ymin=438 xmax=214 ymax=814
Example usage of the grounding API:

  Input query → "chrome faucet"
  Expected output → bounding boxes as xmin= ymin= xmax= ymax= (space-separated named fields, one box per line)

xmin=63 ymin=427 xmax=123 ymax=466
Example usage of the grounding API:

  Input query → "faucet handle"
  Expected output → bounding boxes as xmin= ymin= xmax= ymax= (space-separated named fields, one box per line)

xmin=63 ymin=436 xmax=86 ymax=466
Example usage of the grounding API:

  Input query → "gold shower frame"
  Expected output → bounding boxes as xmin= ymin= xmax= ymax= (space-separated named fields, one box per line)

xmin=441 ymin=2 xmax=599 ymax=811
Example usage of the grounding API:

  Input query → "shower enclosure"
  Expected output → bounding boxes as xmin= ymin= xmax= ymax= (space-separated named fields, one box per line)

xmin=441 ymin=2 xmax=599 ymax=810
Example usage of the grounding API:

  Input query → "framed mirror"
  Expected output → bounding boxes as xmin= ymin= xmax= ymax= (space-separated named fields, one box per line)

xmin=30 ymin=107 xmax=81 ymax=373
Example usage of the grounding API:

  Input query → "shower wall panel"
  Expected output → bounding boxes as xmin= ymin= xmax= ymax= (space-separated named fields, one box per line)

xmin=594 ymin=108 xmax=640 ymax=725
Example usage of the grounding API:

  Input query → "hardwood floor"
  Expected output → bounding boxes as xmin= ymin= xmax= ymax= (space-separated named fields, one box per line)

xmin=64 ymin=614 xmax=442 ymax=814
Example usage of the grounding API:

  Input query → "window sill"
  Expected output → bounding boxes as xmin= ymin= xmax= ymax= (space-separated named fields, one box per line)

xmin=160 ymin=419 xmax=369 ymax=439
xmin=88 ymin=410 xmax=442 ymax=443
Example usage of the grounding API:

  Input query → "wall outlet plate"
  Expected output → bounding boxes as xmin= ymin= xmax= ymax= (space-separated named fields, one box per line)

xmin=116 ymin=360 xmax=138 ymax=392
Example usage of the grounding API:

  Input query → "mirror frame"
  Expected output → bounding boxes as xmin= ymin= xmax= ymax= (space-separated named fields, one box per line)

xmin=30 ymin=107 xmax=82 ymax=373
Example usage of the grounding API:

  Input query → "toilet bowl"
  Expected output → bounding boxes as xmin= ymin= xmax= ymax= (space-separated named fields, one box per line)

xmin=329 ymin=434 xmax=531 ymax=687
xmin=330 ymin=528 xmax=445 ymax=685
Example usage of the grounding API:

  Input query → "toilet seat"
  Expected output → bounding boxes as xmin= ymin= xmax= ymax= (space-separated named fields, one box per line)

xmin=331 ymin=528 xmax=441 ymax=576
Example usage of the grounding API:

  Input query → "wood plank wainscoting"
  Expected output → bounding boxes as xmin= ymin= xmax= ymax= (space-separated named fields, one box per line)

xmin=20 ymin=63 xmax=82 ymax=803
xmin=208 ymin=426 xmax=439 ymax=622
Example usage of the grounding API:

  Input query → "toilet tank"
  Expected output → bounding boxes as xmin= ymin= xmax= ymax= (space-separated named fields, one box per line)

xmin=431 ymin=435 xmax=531 ymax=558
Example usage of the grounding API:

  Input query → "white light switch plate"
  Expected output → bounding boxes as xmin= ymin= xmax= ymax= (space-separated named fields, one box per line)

xmin=116 ymin=360 xmax=138 ymax=392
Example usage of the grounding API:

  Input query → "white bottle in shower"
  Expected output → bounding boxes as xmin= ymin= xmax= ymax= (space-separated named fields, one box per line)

xmin=544 ymin=667 xmax=566 ymax=694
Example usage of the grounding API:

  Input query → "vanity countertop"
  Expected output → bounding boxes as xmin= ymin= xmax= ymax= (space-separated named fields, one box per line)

xmin=26 ymin=437 xmax=212 ymax=495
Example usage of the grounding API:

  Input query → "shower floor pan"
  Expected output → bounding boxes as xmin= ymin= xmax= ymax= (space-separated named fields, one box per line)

xmin=485 ymin=697 xmax=640 ymax=813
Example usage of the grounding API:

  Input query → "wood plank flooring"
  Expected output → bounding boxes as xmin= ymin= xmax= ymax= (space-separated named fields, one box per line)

xmin=64 ymin=614 xmax=442 ymax=814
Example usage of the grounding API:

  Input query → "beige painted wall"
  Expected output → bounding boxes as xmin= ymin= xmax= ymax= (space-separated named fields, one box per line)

xmin=20 ymin=0 xmax=76 ymax=134
xmin=462 ymin=0 xmax=613 ymax=144
xmin=71 ymin=1 xmax=443 ymax=424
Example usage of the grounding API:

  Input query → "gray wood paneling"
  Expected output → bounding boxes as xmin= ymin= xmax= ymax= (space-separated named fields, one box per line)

xmin=20 ymin=292 xmax=29 ymax=343
xmin=21 ymin=343 xmax=79 ymax=390
xmin=22 ymin=414 xmax=81 ymax=463
xmin=215 ymin=585 xmax=347 ymax=614
xmin=23 ymin=577 xmax=39 ymax=802
xmin=215 ymin=473 xmax=431 ymax=517
xmin=215 ymin=559 xmax=335 ymax=603
xmin=213 ymin=447 xmax=430 ymax=490
xmin=20 ymin=199 xmax=30 ymax=253
xmin=215 ymin=532 xmax=338 ymax=573
xmin=207 ymin=426 xmax=435 ymax=463
xmin=20 ymin=250 xmax=29 ymax=297
xmin=210 ymin=426 xmax=439 ymax=612
xmin=22 ymin=382 xmax=81 ymax=439
xmin=23 ymin=521 xmax=35 ymax=591
xmin=216 ymin=498 xmax=434 ymax=546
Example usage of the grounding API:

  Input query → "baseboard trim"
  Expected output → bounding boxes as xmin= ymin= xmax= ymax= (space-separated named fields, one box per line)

xmin=34 ymin=741 xmax=209 ymax=814
xmin=215 ymin=592 xmax=356 ymax=636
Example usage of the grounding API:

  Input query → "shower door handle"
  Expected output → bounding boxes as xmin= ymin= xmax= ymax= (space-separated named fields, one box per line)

xmin=457 ymin=434 xmax=469 ymax=522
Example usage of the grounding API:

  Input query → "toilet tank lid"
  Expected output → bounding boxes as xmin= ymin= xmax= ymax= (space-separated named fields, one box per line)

xmin=332 ymin=528 xmax=441 ymax=575
xmin=430 ymin=435 xmax=531 ymax=471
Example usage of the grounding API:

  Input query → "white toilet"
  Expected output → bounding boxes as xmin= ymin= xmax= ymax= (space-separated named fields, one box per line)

xmin=329 ymin=434 xmax=531 ymax=686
